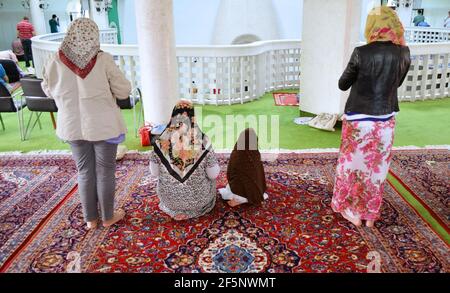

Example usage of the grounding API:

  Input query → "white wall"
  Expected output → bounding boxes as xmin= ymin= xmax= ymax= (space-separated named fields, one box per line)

xmin=43 ymin=0 xmax=72 ymax=33
xmin=273 ymin=0 xmax=303 ymax=40
xmin=211 ymin=0 xmax=281 ymax=45
xmin=174 ymin=0 xmax=221 ymax=45
xmin=119 ymin=0 xmax=223 ymax=45
xmin=89 ymin=0 xmax=109 ymax=29
xmin=396 ymin=5 xmax=414 ymax=27
xmin=118 ymin=0 xmax=302 ymax=45
xmin=0 ymin=0 xmax=31 ymax=51
xmin=118 ymin=0 xmax=137 ymax=44
xmin=2 ymin=0 xmax=301 ymax=49
xmin=4 ymin=0 xmax=447 ymax=50
xmin=421 ymin=0 xmax=450 ymax=28
xmin=118 ymin=0 xmax=130 ymax=43
xmin=0 ymin=0 xmax=72 ymax=50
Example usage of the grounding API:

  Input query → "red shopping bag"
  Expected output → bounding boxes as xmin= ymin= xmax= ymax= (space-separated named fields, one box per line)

xmin=139 ymin=123 xmax=153 ymax=147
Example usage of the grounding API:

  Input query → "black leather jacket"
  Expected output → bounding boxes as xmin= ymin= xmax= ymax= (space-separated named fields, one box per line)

xmin=339 ymin=41 xmax=411 ymax=115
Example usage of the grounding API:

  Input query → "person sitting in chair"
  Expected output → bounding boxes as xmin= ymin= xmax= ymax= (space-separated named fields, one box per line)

xmin=0 ymin=63 xmax=21 ymax=93
xmin=0 ymin=64 xmax=11 ymax=92
xmin=0 ymin=50 xmax=26 ymax=77
xmin=11 ymin=39 xmax=25 ymax=62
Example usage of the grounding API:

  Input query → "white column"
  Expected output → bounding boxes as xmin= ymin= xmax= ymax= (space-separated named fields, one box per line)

xmin=135 ymin=0 xmax=179 ymax=125
xmin=300 ymin=0 xmax=362 ymax=115
xmin=396 ymin=5 xmax=413 ymax=27
xmin=30 ymin=0 xmax=47 ymax=35
xmin=89 ymin=0 xmax=109 ymax=29
xmin=212 ymin=0 xmax=280 ymax=45
xmin=360 ymin=0 xmax=379 ymax=41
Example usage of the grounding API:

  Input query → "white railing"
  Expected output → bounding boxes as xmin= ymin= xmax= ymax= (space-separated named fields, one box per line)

xmin=404 ymin=27 xmax=450 ymax=43
xmin=31 ymin=28 xmax=118 ymax=84
xmin=31 ymin=28 xmax=449 ymax=105
xmin=32 ymin=33 xmax=300 ymax=105
xmin=99 ymin=28 xmax=119 ymax=45
xmin=400 ymin=42 xmax=450 ymax=101
xmin=176 ymin=41 xmax=300 ymax=104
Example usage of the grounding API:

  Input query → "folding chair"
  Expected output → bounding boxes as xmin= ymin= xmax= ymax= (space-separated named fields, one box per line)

xmin=116 ymin=88 xmax=144 ymax=137
xmin=0 ymin=83 xmax=27 ymax=140
xmin=20 ymin=77 xmax=58 ymax=140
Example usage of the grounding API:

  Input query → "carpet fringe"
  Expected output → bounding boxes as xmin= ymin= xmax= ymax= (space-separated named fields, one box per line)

xmin=215 ymin=148 xmax=340 ymax=154
xmin=392 ymin=145 xmax=450 ymax=150
xmin=0 ymin=150 xmax=72 ymax=156
xmin=217 ymin=145 xmax=450 ymax=153
xmin=0 ymin=145 xmax=448 ymax=157
xmin=0 ymin=151 xmax=23 ymax=156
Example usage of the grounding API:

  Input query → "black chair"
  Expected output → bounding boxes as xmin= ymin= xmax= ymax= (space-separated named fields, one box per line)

xmin=20 ymin=77 xmax=58 ymax=140
xmin=0 ymin=59 xmax=21 ymax=83
xmin=0 ymin=83 xmax=27 ymax=140
xmin=116 ymin=88 xmax=143 ymax=137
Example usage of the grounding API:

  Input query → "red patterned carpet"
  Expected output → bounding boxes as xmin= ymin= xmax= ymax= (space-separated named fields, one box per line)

xmin=273 ymin=93 xmax=299 ymax=106
xmin=0 ymin=154 xmax=78 ymax=270
xmin=0 ymin=152 xmax=448 ymax=273
xmin=390 ymin=150 xmax=450 ymax=231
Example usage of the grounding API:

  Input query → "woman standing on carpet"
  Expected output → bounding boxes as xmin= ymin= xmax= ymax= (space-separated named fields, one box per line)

xmin=219 ymin=128 xmax=268 ymax=207
xmin=332 ymin=6 xmax=411 ymax=228
xmin=150 ymin=100 xmax=220 ymax=220
xmin=42 ymin=18 xmax=131 ymax=229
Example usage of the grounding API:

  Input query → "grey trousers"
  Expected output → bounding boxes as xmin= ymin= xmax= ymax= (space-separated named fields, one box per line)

xmin=69 ymin=140 xmax=118 ymax=222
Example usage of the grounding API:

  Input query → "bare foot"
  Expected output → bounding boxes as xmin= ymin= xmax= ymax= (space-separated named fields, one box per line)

xmin=86 ymin=220 xmax=98 ymax=230
xmin=103 ymin=209 xmax=125 ymax=227
xmin=227 ymin=199 xmax=242 ymax=207
xmin=174 ymin=214 xmax=189 ymax=221
xmin=341 ymin=212 xmax=362 ymax=227
xmin=366 ymin=220 xmax=375 ymax=228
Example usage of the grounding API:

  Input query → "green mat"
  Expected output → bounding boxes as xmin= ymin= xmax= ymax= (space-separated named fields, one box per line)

xmin=0 ymin=90 xmax=449 ymax=152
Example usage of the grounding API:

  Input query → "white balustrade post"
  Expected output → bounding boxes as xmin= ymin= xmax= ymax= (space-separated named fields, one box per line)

xmin=135 ymin=0 xmax=179 ymax=125
xmin=300 ymin=0 xmax=362 ymax=115
xmin=255 ymin=54 xmax=264 ymax=97
xmin=30 ymin=0 xmax=47 ymax=35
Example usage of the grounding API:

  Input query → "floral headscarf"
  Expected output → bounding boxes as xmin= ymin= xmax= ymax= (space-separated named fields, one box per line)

xmin=152 ymin=100 xmax=212 ymax=183
xmin=365 ymin=6 xmax=406 ymax=46
xmin=59 ymin=18 xmax=100 ymax=78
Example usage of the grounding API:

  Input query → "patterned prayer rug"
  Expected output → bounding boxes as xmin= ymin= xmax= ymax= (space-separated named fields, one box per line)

xmin=1 ymin=152 xmax=448 ymax=273
xmin=390 ymin=149 xmax=450 ymax=231
xmin=0 ymin=154 xmax=77 ymax=269
xmin=273 ymin=93 xmax=299 ymax=106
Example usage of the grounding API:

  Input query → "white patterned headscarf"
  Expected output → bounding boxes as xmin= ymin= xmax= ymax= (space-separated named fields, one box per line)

xmin=59 ymin=18 xmax=100 ymax=79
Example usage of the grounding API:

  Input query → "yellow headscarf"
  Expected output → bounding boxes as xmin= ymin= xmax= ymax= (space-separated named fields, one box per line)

xmin=365 ymin=6 xmax=406 ymax=46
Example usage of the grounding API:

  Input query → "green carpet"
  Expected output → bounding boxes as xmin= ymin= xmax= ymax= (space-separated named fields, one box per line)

xmin=0 ymin=90 xmax=449 ymax=152
xmin=387 ymin=173 xmax=450 ymax=245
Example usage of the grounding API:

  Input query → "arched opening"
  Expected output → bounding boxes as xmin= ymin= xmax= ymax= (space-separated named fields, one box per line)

xmin=231 ymin=34 xmax=261 ymax=45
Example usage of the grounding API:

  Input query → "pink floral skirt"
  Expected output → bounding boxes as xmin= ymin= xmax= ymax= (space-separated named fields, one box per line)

xmin=332 ymin=118 xmax=396 ymax=221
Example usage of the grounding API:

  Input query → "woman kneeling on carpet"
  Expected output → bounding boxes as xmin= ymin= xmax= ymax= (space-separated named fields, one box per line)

xmin=42 ymin=18 xmax=131 ymax=229
xmin=219 ymin=128 xmax=268 ymax=207
xmin=150 ymin=100 xmax=220 ymax=221
xmin=331 ymin=6 xmax=411 ymax=228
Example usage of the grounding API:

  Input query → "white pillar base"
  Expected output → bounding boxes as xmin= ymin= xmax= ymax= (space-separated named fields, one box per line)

xmin=135 ymin=0 xmax=179 ymax=125
xmin=300 ymin=0 xmax=362 ymax=115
